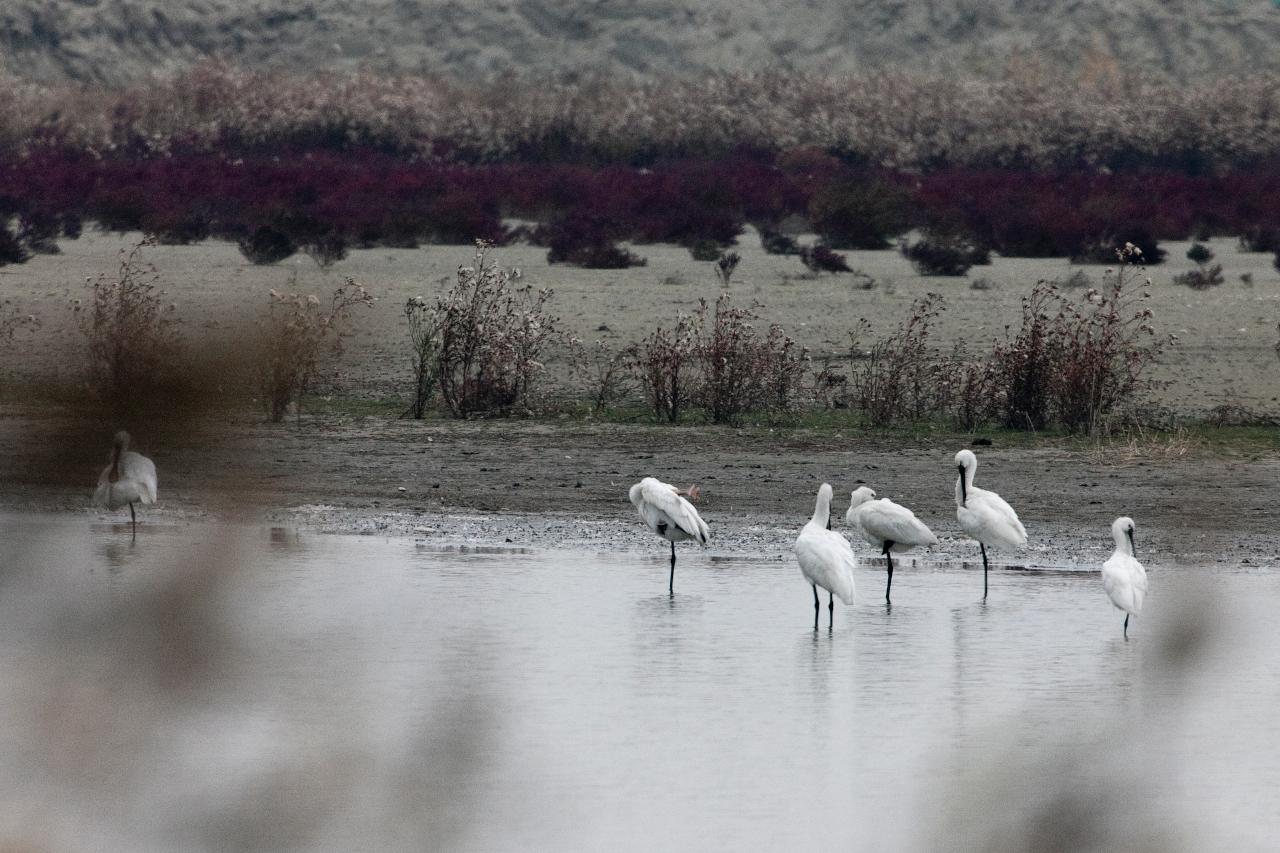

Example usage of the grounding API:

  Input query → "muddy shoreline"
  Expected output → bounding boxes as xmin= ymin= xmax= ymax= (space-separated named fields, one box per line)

xmin=4 ymin=411 xmax=1276 ymax=570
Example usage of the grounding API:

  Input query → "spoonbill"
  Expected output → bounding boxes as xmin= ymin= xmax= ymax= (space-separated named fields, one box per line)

xmin=629 ymin=477 xmax=710 ymax=594
xmin=94 ymin=430 xmax=157 ymax=535
xmin=846 ymin=486 xmax=938 ymax=603
xmin=954 ymin=449 xmax=1026 ymax=598
xmin=1102 ymin=516 xmax=1148 ymax=638
xmin=795 ymin=483 xmax=856 ymax=629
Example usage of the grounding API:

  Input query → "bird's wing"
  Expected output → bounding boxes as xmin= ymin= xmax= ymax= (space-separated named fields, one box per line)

xmin=639 ymin=479 xmax=709 ymax=544
xmin=1102 ymin=554 xmax=1134 ymax=612
xmin=965 ymin=490 xmax=1027 ymax=547
xmin=123 ymin=452 xmax=158 ymax=504
xmin=860 ymin=499 xmax=938 ymax=547
xmin=1130 ymin=559 xmax=1148 ymax=611
xmin=795 ymin=526 xmax=855 ymax=604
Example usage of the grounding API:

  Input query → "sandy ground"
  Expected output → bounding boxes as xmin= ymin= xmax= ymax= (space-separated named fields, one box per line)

xmin=1 ymin=229 xmax=1277 ymax=569
xmin=4 ymin=228 xmax=1280 ymax=415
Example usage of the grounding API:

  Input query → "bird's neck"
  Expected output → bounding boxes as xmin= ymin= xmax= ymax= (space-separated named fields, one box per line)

xmin=109 ymin=445 xmax=121 ymax=484
xmin=1113 ymin=533 xmax=1133 ymax=556
xmin=811 ymin=500 xmax=830 ymax=528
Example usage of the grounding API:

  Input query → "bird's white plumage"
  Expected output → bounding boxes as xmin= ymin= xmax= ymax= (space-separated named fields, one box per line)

xmin=846 ymin=486 xmax=938 ymax=553
xmin=954 ymin=449 xmax=1027 ymax=549
xmin=629 ymin=477 xmax=710 ymax=545
xmin=1102 ymin=516 xmax=1148 ymax=616
xmin=95 ymin=439 xmax=157 ymax=511
xmin=795 ymin=484 xmax=855 ymax=605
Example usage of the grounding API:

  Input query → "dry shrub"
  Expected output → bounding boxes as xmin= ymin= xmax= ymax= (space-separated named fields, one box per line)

xmin=571 ymin=338 xmax=636 ymax=414
xmin=403 ymin=295 xmax=438 ymax=419
xmin=1086 ymin=425 xmax=1196 ymax=466
xmin=256 ymin=279 xmax=373 ymax=422
xmin=434 ymin=241 xmax=560 ymax=417
xmin=848 ymin=294 xmax=949 ymax=427
xmin=237 ymin=226 xmax=297 ymax=265
xmin=695 ymin=292 xmax=808 ymax=424
xmin=632 ymin=313 xmax=698 ymax=423
xmin=992 ymin=244 xmax=1165 ymax=434
xmin=73 ymin=237 xmax=183 ymax=411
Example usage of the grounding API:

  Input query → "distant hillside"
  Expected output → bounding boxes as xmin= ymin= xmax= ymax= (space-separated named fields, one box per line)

xmin=3 ymin=0 xmax=1280 ymax=84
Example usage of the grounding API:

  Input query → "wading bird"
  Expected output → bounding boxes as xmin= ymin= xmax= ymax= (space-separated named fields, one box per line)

xmin=1102 ymin=516 xmax=1148 ymax=639
xmin=629 ymin=477 xmax=709 ymax=594
xmin=954 ymin=449 xmax=1026 ymax=598
xmin=846 ymin=486 xmax=938 ymax=603
xmin=94 ymin=431 xmax=157 ymax=536
xmin=795 ymin=483 xmax=856 ymax=630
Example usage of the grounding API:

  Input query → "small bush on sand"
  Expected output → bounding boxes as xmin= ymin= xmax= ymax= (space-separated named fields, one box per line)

xmin=74 ymin=237 xmax=183 ymax=410
xmin=900 ymin=232 xmax=989 ymax=276
xmin=715 ymin=251 xmax=740 ymax=287
xmin=688 ymin=239 xmax=722 ymax=261
xmin=434 ymin=241 xmax=560 ymax=417
xmin=1186 ymin=242 xmax=1214 ymax=264
xmin=632 ymin=313 xmax=698 ymax=423
xmin=256 ymin=279 xmax=373 ymax=422
xmin=799 ymin=243 xmax=851 ymax=274
xmin=403 ymin=295 xmax=438 ymax=419
xmin=1173 ymin=264 xmax=1224 ymax=289
xmin=760 ymin=229 xmax=800 ymax=255
xmin=238 ymin=226 xmax=297 ymax=265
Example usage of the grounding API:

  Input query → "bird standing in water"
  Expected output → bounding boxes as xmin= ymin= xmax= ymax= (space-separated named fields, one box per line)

xmin=629 ymin=477 xmax=710 ymax=594
xmin=95 ymin=431 xmax=157 ymax=536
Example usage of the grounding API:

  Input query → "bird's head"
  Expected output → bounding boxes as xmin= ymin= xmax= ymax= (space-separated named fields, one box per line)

xmin=1112 ymin=516 xmax=1137 ymax=556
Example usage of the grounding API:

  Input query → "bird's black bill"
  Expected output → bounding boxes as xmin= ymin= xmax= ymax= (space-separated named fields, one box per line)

xmin=1127 ymin=528 xmax=1136 ymax=559
xmin=958 ymin=466 xmax=967 ymax=506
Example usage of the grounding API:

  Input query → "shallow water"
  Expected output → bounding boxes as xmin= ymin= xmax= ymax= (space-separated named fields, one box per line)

xmin=1 ymin=515 xmax=1276 ymax=851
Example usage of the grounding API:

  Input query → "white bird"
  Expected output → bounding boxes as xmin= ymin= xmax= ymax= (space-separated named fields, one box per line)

xmin=795 ymin=483 xmax=856 ymax=629
xmin=954 ymin=449 xmax=1027 ymax=598
xmin=95 ymin=430 xmax=157 ymax=535
xmin=1102 ymin=516 xmax=1148 ymax=639
xmin=846 ymin=486 xmax=938 ymax=603
xmin=629 ymin=476 xmax=710 ymax=594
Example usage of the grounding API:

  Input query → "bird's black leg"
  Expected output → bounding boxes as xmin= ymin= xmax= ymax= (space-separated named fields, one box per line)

xmin=813 ymin=584 xmax=820 ymax=630
xmin=129 ymin=501 xmax=137 ymax=538
xmin=828 ymin=591 xmax=835 ymax=631
xmin=883 ymin=542 xmax=895 ymax=604
xmin=1124 ymin=613 xmax=1130 ymax=639
xmin=980 ymin=542 xmax=989 ymax=599
xmin=669 ymin=541 xmax=676 ymax=595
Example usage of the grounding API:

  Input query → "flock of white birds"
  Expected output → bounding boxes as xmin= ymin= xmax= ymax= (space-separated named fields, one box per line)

xmin=631 ymin=449 xmax=1149 ymax=637
xmin=91 ymin=432 xmax=1148 ymax=638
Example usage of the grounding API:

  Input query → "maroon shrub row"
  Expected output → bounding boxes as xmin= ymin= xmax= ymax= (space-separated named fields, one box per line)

xmin=4 ymin=151 xmax=1280 ymax=267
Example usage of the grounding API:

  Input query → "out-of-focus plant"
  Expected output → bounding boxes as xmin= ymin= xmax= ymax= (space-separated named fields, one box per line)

xmin=433 ymin=241 xmax=560 ymax=417
xmin=73 ymin=237 xmax=183 ymax=409
xmin=715 ymin=251 xmax=740 ymax=287
xmin=256 ymin=279 xmax=373 ymax=422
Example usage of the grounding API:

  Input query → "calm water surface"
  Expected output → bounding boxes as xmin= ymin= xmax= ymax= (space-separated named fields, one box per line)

xmin=1 ymin=515 xmax=1276 ymax=851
